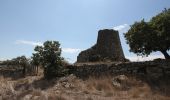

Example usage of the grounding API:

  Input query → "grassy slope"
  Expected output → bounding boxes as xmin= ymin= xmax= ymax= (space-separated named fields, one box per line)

xmin=0 ymin=72 xmax=170 ymax=100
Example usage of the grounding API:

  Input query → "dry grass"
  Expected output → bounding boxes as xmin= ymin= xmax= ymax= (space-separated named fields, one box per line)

xmin=85 ymin=76 xmax=114 ymax=93
xmin=0 ymin=73 xmax=170 ymax=100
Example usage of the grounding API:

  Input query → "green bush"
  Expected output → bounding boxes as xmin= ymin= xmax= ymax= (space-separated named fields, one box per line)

xmin=33 ymin=41 xmax=68 ymax=79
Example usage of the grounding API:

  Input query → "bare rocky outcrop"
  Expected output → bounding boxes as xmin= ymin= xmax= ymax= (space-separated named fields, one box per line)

xmin=77 ymin=29 xmax=126 ymax=63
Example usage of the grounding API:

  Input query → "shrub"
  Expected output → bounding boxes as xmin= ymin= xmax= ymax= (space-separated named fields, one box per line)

xmin=33 ymin=41 xmax=67 ymax=79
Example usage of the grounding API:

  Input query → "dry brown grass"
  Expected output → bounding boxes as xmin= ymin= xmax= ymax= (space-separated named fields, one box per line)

xmin=0 ymin=73 xmax=170 ymax=100
xmin=85 ymin=76 xmax=114 ymax=93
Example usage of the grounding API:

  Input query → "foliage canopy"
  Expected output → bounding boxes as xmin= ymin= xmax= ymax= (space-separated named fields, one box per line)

xmin=33 ymin=41 xmax=67 ymax=79
xmin=124 ymin=8 xmax=170 ymax=59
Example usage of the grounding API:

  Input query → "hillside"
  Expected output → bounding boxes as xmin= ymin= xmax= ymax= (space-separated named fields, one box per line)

xmin=0 ymin=68 xmax=170 ymax=100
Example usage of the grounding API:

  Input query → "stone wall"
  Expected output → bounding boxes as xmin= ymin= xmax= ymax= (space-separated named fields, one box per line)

xmin=68 ymin=60 xmax=170 ymax=79
xmin=77 ymin=29 xmax=125 ymax=62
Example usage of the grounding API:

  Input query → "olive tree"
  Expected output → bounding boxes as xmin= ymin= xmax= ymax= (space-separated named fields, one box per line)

xmin=32 ymin=53 xmax=41 ymax=75
xmin=33 ymin=41 xmax=67 ymax=79
xmin=124 ymin=8 xmax=170 ymax=59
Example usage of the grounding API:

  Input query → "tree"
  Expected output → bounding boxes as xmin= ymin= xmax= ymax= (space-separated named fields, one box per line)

xmin=124 ymin=8 xmax=170 ymax=59
xmin=19 ymin=56 xmax=28 ymax=76
xmin=33 ymin=41 xmax=66 ymax=79
xmin=150 ymin=8 xmax=170 ymax=59
xmin=32 ymin=53 xmax=41 ymax=75
xmin=11 ymin=56 xmax=28 ymax=76
xmin=16 ymin=56 xmax=29 ymax=76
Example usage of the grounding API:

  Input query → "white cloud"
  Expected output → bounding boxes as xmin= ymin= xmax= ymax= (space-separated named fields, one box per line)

xmin=15 ymin=40 xmax=81 ymax=54
xmin=126 ymin=55 xmax=164 ymax=62
xmin=113 ymin=24 xmax=130 ymax=33
xmin=62 ymin=48 xmax=81 ymax=54
xmin=15 ymin=40 xmax=43 ymax=46
xmin=0 ymin=58 xmax=6 ymax=61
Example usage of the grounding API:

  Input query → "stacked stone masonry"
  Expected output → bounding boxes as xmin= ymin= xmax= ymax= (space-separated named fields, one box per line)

xmin=68 ymin=60 xmax=170 ymax=79
xmin=77 ymin=29 xmax=125 ymax=62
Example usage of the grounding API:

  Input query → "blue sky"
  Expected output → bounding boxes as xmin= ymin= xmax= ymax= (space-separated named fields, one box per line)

xmin=0 ymin=0 xmax=170 ymax=63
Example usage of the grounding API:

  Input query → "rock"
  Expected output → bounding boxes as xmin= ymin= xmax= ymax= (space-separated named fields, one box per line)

xmin=77 ymin=29 xmax=126 ymax=62
xmin=59 ymin=74 xmax=76 ymax=83
xmin=8 ymin=82 xmax=15 ymax=94
xmin=64 ymin=83 xmax=71 ymax=88
xmin=32 ymin=96 xmax=40 ymax=100
xmin=23 ymin=94 xmax=32 ymax=100
xmin=116 ymin=75 xmax=128 ymax=80
xmin=58 ymin=74 xmax=76 ymax=89
xmin=112 ymin=75 xmax=130 ymax=90
xmin=39 ymin=91 xmax=48 ymax=100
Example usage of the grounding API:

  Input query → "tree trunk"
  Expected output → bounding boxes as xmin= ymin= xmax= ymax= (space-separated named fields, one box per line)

xmin=36 ymin=66 xmax=38 ymax=75
xmin=23 ymin=65 xmax=26 ymax=77
xmin=161 ymin=50 xmax=170 ymax=59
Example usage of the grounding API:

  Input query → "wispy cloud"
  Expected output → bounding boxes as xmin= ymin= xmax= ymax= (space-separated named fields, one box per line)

xmin=62 ymin=48 xmax=81 ymax=54
xmin=126 ymin=55 xmax=164 ymax=62
xmin=113 ymin=24 xmax=130 ymax=33
xmin=15 ymin=40 xmax=43 ymax=46
xmin=0 ymin=58 xmax=6 ymax=61
xmin=15 ymin=40 xmax=81 ymax=54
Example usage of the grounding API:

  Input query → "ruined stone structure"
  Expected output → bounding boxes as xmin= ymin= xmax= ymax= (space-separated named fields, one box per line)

xmin=68 ymin=60 xmax=170 ymax=79
xmin=77 ymin=29 xmax=125 ymax=62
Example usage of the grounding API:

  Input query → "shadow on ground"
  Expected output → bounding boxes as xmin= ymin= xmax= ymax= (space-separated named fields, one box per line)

xmin=133 ymin=74 xmax=170 ymax=97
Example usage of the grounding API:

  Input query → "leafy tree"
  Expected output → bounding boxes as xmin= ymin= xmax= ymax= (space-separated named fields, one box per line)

xmin=14 ymin=56 xmax=28 ymax=76
xmin=33 ymin=41 xmax=67 ymax=79
xmin=1 ymin=56 xmax=32 ymax=76
xmin=150 ymin=8 xmax=170 ymax=59
xmin=11 ymin=56 xmax=28 ymax=76
xmin=32 ymin=53 xmax=41 ymax=75
xmin=19 ymin=56 xmax=28 ymax=76
xmin=124 ymin=8 xmax=170 ymax=59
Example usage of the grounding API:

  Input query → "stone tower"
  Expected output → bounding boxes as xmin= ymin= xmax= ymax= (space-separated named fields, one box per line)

xmin=77 ymin=29 xmax=125 ymax=63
